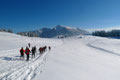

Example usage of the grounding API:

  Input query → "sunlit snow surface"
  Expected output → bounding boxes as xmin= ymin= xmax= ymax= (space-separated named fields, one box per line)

xmin=0 ymin=32 xmax=120 ymax=80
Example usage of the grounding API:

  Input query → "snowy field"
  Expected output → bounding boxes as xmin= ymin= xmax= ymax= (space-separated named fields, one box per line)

xmin=0 ymin=32 xmax=120 ymax=80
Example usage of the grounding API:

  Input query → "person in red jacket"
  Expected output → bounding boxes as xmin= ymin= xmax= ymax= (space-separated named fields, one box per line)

xmin=25 ymin=47 xmax=30 ymax=61
xmin=20 ymin=47 xmax=25 ymax=59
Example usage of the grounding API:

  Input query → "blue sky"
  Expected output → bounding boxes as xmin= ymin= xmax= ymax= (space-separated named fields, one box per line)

xmin=0 ymin=0 xmax=120 ymax=32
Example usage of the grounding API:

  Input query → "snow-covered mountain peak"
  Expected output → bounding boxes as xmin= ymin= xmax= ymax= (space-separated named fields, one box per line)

xmin=53 ymin=25 xmax=65 ymax=30
xmin=53 ymin=25 xmax=77 ymax=30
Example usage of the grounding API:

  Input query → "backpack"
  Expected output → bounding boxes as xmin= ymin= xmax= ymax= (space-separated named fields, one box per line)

xmin=20 ymin=49 xmax=23 ymax=53
xmin=25 ymin=49 xmax=28 ymax=53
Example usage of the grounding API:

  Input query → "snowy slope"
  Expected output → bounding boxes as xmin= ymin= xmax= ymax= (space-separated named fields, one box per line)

xmin=1 ymin=32 xmax=120 ymax=80
xmin=0 ymin=32 xmax=63 ymax=80
xmin=34 ymin=36 xmax=120 ymax=80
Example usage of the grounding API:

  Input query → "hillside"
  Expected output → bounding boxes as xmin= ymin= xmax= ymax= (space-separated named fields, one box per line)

xmin=0 ymin=32 xmax=120 ymax=80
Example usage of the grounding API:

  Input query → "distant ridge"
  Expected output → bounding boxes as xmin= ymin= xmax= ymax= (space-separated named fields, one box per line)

xmin=17 ymin=25 xmax=89 ymax=38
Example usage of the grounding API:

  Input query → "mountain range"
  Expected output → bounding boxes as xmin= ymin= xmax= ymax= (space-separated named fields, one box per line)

xmin=17 ymin=25 xmax=89 ymax=38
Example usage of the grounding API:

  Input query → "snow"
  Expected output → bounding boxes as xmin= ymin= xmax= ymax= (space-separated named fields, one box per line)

xmin=1 ymin=32 xmax=120 ymax=80
xmin=0 ymin=32 xmax=62 ymax=80
xmin=34 ymin=36 xmax=120 ymax=80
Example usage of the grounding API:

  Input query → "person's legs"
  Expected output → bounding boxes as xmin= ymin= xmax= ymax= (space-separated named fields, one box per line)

xmin=26 ymin=55 xmax=29 ymax=61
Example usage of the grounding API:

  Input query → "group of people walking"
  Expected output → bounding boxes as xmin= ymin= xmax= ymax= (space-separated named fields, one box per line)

xmin=19 ymin=43 xmax=51 ymax=61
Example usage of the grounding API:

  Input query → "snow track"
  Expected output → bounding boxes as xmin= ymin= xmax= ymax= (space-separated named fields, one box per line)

xmin=0 ymin=32 xmax=63 ymax=80
xmin=0 ymin=51 xmax=49 ymax=80
xmin=87 ymin=43 xmax=120 ymax=57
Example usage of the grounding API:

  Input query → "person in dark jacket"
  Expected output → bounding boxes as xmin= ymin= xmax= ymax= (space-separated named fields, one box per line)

xmin=25 ymin=47 xmax=30 ymax=61
xmin=48 ymin=46 xmax=51 ymax=51
xmin=34 ymin=46 xmax=37 ymax=53
xmin=28 ymin=43 xmax=31 ymax=48
xmin=20 ymin=47 xmax=25 ymax=59
xmin=31 ymin=47 xmax=36 ymax=58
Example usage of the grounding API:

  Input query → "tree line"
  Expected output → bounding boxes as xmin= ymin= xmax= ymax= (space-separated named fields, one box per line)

xmin=92 ymin=30 xmax=120 ymax=37
xmin=0 ymin=28 xmax=13 ymax=33
xmin=17 ymin=32 xmax=39 ymax=37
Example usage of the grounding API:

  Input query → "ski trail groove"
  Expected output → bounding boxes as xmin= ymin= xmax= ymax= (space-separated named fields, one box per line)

xmin=0 ymin=51 xmax=49 ymax=80
xmin=87 ymin=43 xmax=120 ymax=56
